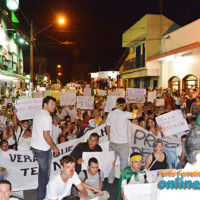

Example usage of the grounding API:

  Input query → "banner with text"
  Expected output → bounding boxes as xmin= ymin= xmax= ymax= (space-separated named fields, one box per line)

xmin=15 ymin=98 xmax=42 ymax=120
xmin=126 ymin=88 xmax=146 ymax=103
xmin=60 ymin=92 xmax=76 ymax=106
xmin=155 ymin=110 xmax=189 ymax=137
xmin=77 ymin=96 xmax=94 ymax=109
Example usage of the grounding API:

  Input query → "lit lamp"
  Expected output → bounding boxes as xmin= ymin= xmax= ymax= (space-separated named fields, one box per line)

xmin=57 ymin=64 xmax=61 ymax=69
xmin=30 ymin=17 xmax=65 ymax=92
xmin=58 ymin=72 xmax=62 ymax=76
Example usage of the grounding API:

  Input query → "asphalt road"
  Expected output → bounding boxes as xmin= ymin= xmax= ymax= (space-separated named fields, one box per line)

xmin=23 ymin=178 xmax=119 ymax=200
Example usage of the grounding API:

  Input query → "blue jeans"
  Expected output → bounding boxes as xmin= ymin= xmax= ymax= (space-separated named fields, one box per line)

xmin=32 ymin=148 xmax=52 ymax=200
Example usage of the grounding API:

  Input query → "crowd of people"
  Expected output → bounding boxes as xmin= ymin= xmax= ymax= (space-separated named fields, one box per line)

xmin=0 ymin=85 xmax=200 ymax=200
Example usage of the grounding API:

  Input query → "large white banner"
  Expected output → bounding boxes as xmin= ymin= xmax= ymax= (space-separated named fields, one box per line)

xmin=155 ymin=110 xmax=189 ymax=137
xmin=59 ymin=92 xmax=76 ymax=106
xmin=15 ymin=98 xmax=42 ymax=120
xmin=77 ymin=96 xmax=94 ymax=109
xmin=1 ymin=123 xmax=181 ymax=191
xmin=126 ymin=88 xmax=146 ymax=103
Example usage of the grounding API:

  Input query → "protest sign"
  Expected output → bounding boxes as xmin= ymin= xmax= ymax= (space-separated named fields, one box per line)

xmin=155 ymin=110 xmax=189 ymax=137
xmin=156 ymin=99 xmax=165 ymax=107
xmin=1 ymin=124 xmax=107 ymax=191
xmin=82 ymin=151 xmax=115 ymax=177
xmin=126 ymin=88 xmax=146 ymax=103
xmin=60 ymin=92 xmax=76 ymax=106
xmin=98 ymin=90 xmax=106 ymax=96
xmin=128 ymin=122 xmax=180 ymax=164
xmin=116 ymin=88 xmax=125 ymax=98
xmin=1 ymin=122 xmax=180 ymax=191
xmin=32 ymin=92 xmax=43 ymax=99
xmin=84 ymin=88 xmax=91 ymax=96
xmin=44 ymin=91 xmax=60 ymax=100
xmin=105 ymin=96 xmax=117 ymax=112
xmin=39 ymin=87 xmax=46 ymax=92
xmin=15 ymin=98 xmax=42 ymax=120
xmin=108 ymin=90 xmax=119 ymax=96
xmin=77 ymin=96 xmax=94 ymax=109
xmin=148 ymin=91 xmax=157 ymax=103
xmin=124 ymin=182 xmax=158 ymax=200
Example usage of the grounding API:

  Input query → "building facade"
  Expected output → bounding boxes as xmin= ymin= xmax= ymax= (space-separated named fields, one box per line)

xmin=0 ymin=10 xmax=27 ymax=89
xmin=120 ymin=14 xmax=180 ymax=88
xmin=147 ymin=18 xmax=200 ymax=91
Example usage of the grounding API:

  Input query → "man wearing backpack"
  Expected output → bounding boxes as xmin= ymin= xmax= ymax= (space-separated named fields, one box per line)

xmin=79 ymin=157 xmax=110 ymax=200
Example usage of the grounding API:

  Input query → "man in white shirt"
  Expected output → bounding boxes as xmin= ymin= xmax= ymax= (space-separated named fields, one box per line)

xmin=0 ymin=180 xmax=19 ymax=200
xmin=31 ymin=96 xmax=60 ymax=200
xmin=46 ymin=155 xmax=87 ymax=200
xmin=52 ymin=115 xmax=62 ymax=144
xmin=56 ymin=107 xmax=67 ymax=122
xmin=106 ymin=97 xmax=142 ymax=183
xmin=64 ymin=105 xmax=77 ymax=123
xmin=157 ymin=126 xmax=200 ymax=200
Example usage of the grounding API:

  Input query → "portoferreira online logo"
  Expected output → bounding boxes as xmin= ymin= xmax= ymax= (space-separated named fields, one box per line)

xmin=158 ymin=170 xmax=200 ymax=190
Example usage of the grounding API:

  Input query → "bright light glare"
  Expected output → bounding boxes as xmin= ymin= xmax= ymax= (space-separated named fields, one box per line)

xmin=58 ymin=73 xmax=62 ymax=76
xmin=59 ymin=18 xmax=65 ymax=24
xmin=19 ymin=38 xmax=24 ymax=43
xmin=57 ymin=64 xmax=61 ymax=68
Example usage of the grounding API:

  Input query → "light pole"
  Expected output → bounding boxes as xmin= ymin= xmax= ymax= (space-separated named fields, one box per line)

xmin=29 ymin=18 xmax=65 ymax=92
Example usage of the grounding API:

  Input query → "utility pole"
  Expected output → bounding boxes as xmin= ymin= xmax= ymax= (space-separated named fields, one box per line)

xmin=30 ymin=20 xmax=34 ymax=93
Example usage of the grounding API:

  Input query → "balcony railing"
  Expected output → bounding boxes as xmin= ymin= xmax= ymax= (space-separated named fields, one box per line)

xmin=123 ymin=55 xmax=145 ymax=71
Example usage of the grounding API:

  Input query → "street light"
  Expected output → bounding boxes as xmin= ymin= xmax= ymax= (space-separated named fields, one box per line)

xmin=58 ymin=72 xmax=62 ymax=76
xmin=57 ymin=64 xmax=61 ymax=69
xmin=30 ymin=18 xmax=65 ymax=92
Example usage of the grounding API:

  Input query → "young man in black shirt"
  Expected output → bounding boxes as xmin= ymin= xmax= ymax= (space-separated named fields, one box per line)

xmin=70 ymin=133 xmax=102 ymax=173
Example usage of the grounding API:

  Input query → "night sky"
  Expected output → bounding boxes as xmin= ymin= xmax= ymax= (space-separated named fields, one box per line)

xmin=16 ymin=0 xmax=200 ymax=82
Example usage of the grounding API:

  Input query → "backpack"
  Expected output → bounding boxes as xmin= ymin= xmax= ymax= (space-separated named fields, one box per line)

xmin=82 ymin=169 xmax=101 ymax=182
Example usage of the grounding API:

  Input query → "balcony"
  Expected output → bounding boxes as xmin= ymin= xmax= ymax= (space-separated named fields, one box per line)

xmin=123 ymin=55 xmax=145 ymax=72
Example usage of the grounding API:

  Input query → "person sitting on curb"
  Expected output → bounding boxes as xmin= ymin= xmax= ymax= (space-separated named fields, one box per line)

xmin=79 ymin=157 xmax=110 ymax=200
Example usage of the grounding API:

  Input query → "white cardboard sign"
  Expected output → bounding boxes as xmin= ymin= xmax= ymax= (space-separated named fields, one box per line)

xmin=126 ymin=88 xmax=146 ymax=103
xmin=77 ymin=96 xmax=94 ymax=109
xmin=15 ymin=98 xmax=42 ymax=120
xmin=60 ymin=92 xmax=76 ymax=106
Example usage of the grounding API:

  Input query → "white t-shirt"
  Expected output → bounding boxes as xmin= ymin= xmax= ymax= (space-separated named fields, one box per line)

xmin=30 ymin=109 xmax=52 ymax=151
xmin=18 ymin=136 xmax=31 ymax=151
xmin=64 ymin=107 xmax=77 ymax=123
xmin=45 ymin=172 xmax=81 ymax=200
xmin=56 ymin=110 xmax=67 ymax=121
xmin=51 ymin=124 xmax=62 ymax=144
xmin=106 ymin=109 xmax=136 ymax=143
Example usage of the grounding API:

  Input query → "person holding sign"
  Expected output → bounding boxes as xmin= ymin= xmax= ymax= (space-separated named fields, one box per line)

xmin=106 ymin=98 xmax=142 ymax=184
xmin=116 ymin=153 xmax=153 ymax=200
xmin=31 ymin=96 xmax=60 ymax=200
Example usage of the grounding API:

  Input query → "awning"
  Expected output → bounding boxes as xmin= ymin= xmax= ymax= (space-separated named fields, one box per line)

xmin=0 ymin=69 xmax=29 ymax=80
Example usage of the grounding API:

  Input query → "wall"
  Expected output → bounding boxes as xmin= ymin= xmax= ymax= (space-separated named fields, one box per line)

xmin=161 ymin=19 xmax=200 ymax=53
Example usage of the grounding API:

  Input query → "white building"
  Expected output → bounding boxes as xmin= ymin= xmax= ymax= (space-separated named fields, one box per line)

xmin=147 ymin=18 xmax=200 ymax=91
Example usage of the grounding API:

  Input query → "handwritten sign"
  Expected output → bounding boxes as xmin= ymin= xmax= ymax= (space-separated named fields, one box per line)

xmin=44 ymin=91 xmax=60 ymax=100
xmin=77 ymin=96 xmax=94 ymax=109
xmin=98 ymin=90 xmax=106 ymax=96
xmin=126 ymin=88 xmax=146 ymax=103
xmin=32 ymin=92 xmax=43 ymax=99
xmin=84 ymin=88 xmax=91 ymax=96
xmin=116 ymin=88 xmax=125 ymax=98
xmin=156 ymin=99 xmax=165 ymax=107
xmin=124 ymin=183 xmax=158 ymax=200
xmin=148 ymin=91 xmax=157 ymax=103
xmin=82 ymin=151 xmax=115 ymax=177
xmin=108 ymin=90 xmax=119 ymax=96
xmin=60 ymin=92 xmax=76 ymax=106
xmin=15 ymin=98 xmax=42 ymax=120
xmin=105 ymin=96 xmax=117 ymax=112
xmin=155 ymin=110 xmax=189 ymax=137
